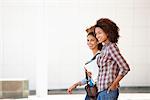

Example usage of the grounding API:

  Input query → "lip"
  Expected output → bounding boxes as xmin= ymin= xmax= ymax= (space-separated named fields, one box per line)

xmin=88 ymin=45 xmax=93 ymax=47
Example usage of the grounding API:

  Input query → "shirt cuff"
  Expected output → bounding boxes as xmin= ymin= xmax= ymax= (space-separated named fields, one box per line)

xmin=80 ymin=78 xmax=87 ymax=85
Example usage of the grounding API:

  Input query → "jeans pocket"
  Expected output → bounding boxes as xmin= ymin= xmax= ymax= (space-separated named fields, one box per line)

xmin=108 ymin=88 xmax=119 ymax=99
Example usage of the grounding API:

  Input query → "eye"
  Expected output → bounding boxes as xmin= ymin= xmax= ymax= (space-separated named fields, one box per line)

xmin=97 ymin=32 xmax=100 ymax=34
xmin=91 ymin=39 xmax=94 ymax=41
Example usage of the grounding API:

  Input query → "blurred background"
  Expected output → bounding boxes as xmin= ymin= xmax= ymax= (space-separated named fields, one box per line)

xmin=0 ymin=0 xmax=150 ymax=95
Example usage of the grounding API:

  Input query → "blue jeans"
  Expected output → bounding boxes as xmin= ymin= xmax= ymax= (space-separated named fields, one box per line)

xmin=85 ymin=94 xmax=90 ymax=100
xmin=97 ymin=89 xmax=119 ymax=100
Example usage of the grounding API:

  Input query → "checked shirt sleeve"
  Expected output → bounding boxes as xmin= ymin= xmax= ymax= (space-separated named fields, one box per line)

xmin=108 ymin=43 xmax=130 ymax=76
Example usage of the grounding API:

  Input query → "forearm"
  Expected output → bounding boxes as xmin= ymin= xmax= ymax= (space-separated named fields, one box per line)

xmin=108 ymin=75 xmax=123 ymax=91
xmin=112 ymin=75 xmax=123 ymax=86
xmin=67 ymin=81 xmax=82 ymax=94
xmin=73 ymin=81 xmax=82 ymax=88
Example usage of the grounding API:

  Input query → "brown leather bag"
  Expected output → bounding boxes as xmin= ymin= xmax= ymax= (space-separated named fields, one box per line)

xmin=85 ymin=84 xmax=98 ymax=99
xmin=84 ymin=52 xmax=100 ymax=100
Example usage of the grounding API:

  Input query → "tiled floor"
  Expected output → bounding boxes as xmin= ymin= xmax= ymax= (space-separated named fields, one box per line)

xmin=2 ymin=93 xmax=150 ymax=100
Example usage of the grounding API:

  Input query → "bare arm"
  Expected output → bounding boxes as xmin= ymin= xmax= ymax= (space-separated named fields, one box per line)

xmin=67 ymin=81 xmax=82 ymax=94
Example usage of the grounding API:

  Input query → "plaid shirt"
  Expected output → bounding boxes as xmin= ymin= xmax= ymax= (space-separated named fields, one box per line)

xmin=97 ymin=42 xmax=130 ymax=92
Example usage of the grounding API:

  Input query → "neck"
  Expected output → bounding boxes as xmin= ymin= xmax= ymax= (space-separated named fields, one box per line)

xmin=92 ymin=48 xmax=99 ymax=56
xmin=103 ymin=39 xmax=110 ymax=45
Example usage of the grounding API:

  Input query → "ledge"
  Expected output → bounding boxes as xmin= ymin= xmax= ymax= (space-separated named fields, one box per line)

xmin=29 ymin=86 xmax=150 ymax=95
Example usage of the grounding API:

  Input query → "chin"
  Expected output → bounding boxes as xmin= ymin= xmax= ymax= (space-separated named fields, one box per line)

xmin=89 ymin=47 xmax=93 ymax=50
xmin=98 ymin=41 xmax=102 ymax=43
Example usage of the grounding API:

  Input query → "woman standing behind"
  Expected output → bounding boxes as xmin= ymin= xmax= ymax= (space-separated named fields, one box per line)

xmin=94 ymin=18 xmax=130 ymax=100
xmin=67 ymin=26 xmax=102 ymax=100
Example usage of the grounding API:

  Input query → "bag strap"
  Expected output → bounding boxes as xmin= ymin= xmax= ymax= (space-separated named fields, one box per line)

xmin=85 ymin=52 xmax=100 ymax=65
xmin=85 ymin=52 xmax=100 ymax=85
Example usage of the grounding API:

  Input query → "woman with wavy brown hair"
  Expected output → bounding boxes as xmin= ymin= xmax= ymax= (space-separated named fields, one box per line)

xmin=94 ymin=18 xmax=130 ymax=100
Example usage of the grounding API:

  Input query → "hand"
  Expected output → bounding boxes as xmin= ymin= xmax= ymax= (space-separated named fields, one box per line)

xmin=107 ymin=75 xmax=122 ymax=93
xmin=67 ymin=87 xmax=73 ymax=94
xmin=107 ymin=83 xmax=119 ymax=93
xmin=87 ymin=71 xmax=92 ymax=77
xmin=84 ymin=67 xmax=92 ymax=77
xmin=67 ymin=84 xmax=77 ymax=94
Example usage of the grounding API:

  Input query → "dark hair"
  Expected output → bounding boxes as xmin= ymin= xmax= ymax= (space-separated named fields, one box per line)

xmin=95 ymin=18 xmax=120 ymax=43
xmin=86 ymin=26 xmax=95 ymax=34
xmin=87 ymin=32 xmax=102 ymax=50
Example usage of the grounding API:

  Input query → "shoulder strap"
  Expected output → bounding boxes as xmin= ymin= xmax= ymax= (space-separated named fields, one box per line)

xmin=85 ymin=52 xmax=100 ymax=65
xmin=85 ymin=52 xmax=100 ymax=84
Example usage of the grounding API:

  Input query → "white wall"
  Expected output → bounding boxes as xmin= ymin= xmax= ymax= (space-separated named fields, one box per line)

xmin=0 ymin=0 xmax=40 ymax=90
xmin=0 ymin=0 xmax=2 ymax=78
xmin=0 ymin=0 xmax=150 ymax=90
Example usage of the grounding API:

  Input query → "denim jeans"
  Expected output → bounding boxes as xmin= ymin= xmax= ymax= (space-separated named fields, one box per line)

xmin=85 ymin=94 xmax=90 ymax=100
xmin=97 ymin=89 xmax=119 ymax=100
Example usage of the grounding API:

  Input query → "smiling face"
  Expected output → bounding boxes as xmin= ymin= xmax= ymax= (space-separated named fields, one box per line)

xmin=87 ymin=34 xmax=98 ymax=50
xmin=95 ymin=27 xmax=109 ymax=44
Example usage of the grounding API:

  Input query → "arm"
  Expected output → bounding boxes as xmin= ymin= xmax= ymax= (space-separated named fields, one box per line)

xmin=107 ymin=75 xmax=123 ymax=92
xmin=109 ymin=44 xmax=130 ymax=76
xmin=67 ymin=73 xmax=92 ymax=94
xmin=108 ymin=44 xmax=130 ymax=91
xmin=67 ymin=81 xmax=82 ymax=94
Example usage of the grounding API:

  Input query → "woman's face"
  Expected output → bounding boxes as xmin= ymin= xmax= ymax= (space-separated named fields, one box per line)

xmin=87 ymin=35 xmax=98 ymax=50
xmin=95 ymin=27 xmax=109 ymax=44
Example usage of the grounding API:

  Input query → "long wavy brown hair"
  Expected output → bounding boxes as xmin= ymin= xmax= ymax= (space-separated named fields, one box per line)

xmin=86 ymin=26 xmax=102 ymax=50
xmin=95 ymin=18 xmax=120 ymax=43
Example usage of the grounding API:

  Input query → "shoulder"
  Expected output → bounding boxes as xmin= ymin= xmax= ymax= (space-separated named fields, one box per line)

xmin=96 ymin=50 xmax=101 ymax=55
xmin=95 ymin=50 xmax=101 ymax=58
xmin=107 ymin=43 xmax=119 ymax=51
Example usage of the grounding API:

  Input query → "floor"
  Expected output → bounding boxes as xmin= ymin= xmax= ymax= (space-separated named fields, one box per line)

xmin=1 ymin=93 xmax=150 ymax=100
xmin=1 ymin=87 xmax=150 ymax=100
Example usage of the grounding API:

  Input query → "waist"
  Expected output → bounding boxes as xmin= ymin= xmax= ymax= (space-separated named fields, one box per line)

xmin=97 ymin=82 xmax=120 ymax=92
xmin=98 ymin=88 xmax=119 ymax=94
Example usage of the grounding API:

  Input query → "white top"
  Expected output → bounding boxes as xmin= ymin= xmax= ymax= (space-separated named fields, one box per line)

xmin=81 ymin=51 xmax=100 ymax=85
